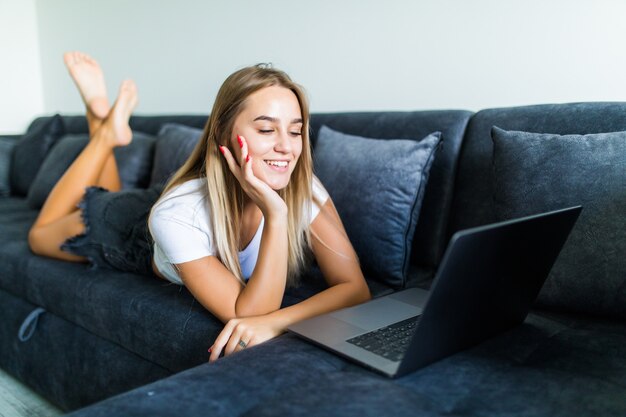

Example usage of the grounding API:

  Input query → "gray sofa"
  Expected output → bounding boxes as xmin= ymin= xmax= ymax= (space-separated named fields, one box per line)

xmin=0 ymin=104 xmax=624 ymax=417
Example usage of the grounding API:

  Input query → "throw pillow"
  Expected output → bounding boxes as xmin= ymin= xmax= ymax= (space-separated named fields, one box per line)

xmin=27 ymin=132 xmax=157 ymax=209
xmin=491 ymin=126 xmax=626 ymax=319
xmin=61 ymin=186 xmax=161 ymax=276
xmin=0 ymin=137 xmax=17 ymax=197
xmin=149 ymin=123 xmax=202 ymax=188
xmin=114 ymin=131 xmax=157 ymax=190
xmin=10 ymin=114 xmax=65 ymax=196
xmin=314 ymin=125 xmax=442 ymax=289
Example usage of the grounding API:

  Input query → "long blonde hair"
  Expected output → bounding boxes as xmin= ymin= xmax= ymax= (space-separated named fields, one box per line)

xmin=155 ymin=64 xmax=315 ymax=286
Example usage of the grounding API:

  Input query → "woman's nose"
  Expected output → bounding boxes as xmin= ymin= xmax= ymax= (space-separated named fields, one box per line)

xmin=274 ymin=130 xmax=292 ymax=153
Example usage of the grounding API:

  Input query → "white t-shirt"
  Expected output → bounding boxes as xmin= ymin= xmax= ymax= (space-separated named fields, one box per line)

xmin=149 ymin=177 xmax=329 ymax=285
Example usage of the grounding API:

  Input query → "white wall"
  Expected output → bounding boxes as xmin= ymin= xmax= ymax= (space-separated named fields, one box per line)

xmin=28 ymin=0 xmax=626 ymax=120
xmin=0 ymin=0 xmax=44 ymax=134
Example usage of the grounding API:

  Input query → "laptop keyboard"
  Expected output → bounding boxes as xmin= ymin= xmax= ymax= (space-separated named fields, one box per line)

xmin=346 ymin=316 xmax=419 ymax=362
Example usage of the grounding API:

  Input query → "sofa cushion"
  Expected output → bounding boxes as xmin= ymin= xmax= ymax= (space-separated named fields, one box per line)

xmin=311 ymin=111 xmax=472 ymax=272
xmin=491 ymin=126 xmax=626 ymax=320
xmin=0 ymin=234 xmax=222 ymax=374
xmin=26 ymin=132 xmax=157 ymax=209
xmin=115 ymin=131 xmax=157 ymax=190
xmin=314 ymin=125 xmax=442 ymax=288
xmin=10 ymin=114 xmax=65 ymax=196
xmin=149 ymin=123 xmax=202 ymax=188
xmin=0 ymin=196 xmax=345 ymax=375
xmin=0 ymin=197 xmax=38 ymax=249
xmin=65 ymin=311 xmax=626 ymax=417
xmin=0 ymin=137 xmax=17 ymax=197
xmin=0 ymin=288 xmax=171 ymax=412
xmin=450 ymin=102 xmax=626 ymax=233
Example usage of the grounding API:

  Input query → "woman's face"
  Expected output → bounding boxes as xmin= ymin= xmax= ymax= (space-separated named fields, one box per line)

xmin=231 ymin=86 xmax=303 ymax=190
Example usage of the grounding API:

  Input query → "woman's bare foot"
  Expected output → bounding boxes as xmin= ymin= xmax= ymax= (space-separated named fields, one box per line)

xmin=64 ymin=51 xmax=110 ymax=119
xmin=98 ymin=80 xmax=138 ymax=147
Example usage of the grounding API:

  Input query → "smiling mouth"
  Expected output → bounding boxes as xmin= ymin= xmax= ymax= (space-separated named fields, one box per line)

xmin=264 ymin=160 xmax=289 ymax=170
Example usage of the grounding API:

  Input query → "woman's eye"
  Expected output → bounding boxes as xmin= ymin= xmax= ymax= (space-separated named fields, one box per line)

xmin=291 ymin=131 xmax=302 ymax=136
xmin=259 ymin=129 xmax=273 ymax=134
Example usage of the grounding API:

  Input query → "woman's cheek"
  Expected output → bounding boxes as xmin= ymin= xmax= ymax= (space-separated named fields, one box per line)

xmin=251 ymin=158 xmax=268 ymax=181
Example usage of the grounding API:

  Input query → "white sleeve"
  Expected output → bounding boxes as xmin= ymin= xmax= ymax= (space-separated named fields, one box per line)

xmin=311 ymin=175 xmax=330 ymax=222
xmin=149 ymin=199 xmax=215 ymax=264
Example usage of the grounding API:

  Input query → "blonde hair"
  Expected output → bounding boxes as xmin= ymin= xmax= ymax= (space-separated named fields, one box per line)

xmin=154 ymin=64 xmax=317 ymax=286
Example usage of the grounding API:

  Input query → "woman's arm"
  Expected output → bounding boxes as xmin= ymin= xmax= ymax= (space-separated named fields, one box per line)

xmin=234 ymin=214 xmax=288 ymax=316
xmin=270 ymin=197 xmax=371 ymax=326
xmin=177 ymin=213 xmax=289 ymax=322
xmin=209 ymin=198 xmax=370 ymax=361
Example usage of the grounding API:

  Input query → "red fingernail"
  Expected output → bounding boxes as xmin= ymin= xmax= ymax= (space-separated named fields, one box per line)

xmin=218 ymin=146 xmax=225 ymax=155
xmin=246 ymin=155 xmax=251 ymax=162
xmin=208 ymin=347 xmax=212 ymax=353
xmin=237 ymin=135 xmax=243 ymax=148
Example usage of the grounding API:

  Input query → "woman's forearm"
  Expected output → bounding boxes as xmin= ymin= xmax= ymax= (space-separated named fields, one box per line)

xmin=235 ymin=216 xmax=289 ymax=317
xmin=268 ymin=280 xmax=371 ymax=331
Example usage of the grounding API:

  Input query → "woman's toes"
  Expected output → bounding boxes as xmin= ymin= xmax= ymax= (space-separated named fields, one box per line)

xmin=63 ymin=51 xmax=110 ymax=118
xmin=118 ymin=80 xmax=138 ymax=110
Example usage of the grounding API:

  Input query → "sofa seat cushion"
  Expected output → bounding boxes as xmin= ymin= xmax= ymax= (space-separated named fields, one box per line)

xmin=0 ymin=197 xmax=38 ymax=226
xmin=66 ymin=311 xmax=626 ymax=417
xmin=248 ymin=312 xmax=626 ymax=417
xmin=0 ymin=197 xmax=219 ymax=372
xmin=66 ymin=334 xmax=350 ymax=417
xmin=0 ymin=198 xmax=367 ymax=375
xmin=0 ymin=247 xmax=390 ymax=375
xmin=0 ymin=288 xmax=170 ymax=412
xmin=0 ymin=242 xmax=222 ymax=373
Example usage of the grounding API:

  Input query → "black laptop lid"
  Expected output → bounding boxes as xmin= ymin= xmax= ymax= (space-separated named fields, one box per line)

xmin=396 ymin=206 xmax=582 ymax=377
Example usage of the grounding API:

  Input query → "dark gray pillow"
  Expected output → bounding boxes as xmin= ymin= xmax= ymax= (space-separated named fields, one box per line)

xmin=149 ymin=123 xmax=202 ymax=188
xmin=26 ymin=132 xmax=157 ymax=209
xmin=10 ymin=114 xmax=65 ymax=196
xmin=0 ymin=136 xmax=17 ymax=197
xmin=314 ymin=125 xmax=442 ymax=289
xmin=491 ymin=126 xmax=626 ymax=320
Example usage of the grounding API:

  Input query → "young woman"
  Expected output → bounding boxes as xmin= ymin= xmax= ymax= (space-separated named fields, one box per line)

xmin=28 ymin=52 xmax=371 ymax=362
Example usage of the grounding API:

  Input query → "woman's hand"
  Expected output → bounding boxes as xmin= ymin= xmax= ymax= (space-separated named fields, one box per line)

xmin=220 ymin=135 xmax=287 ymax=219
xmin=208 ymin=314 xmax=285 ymax=362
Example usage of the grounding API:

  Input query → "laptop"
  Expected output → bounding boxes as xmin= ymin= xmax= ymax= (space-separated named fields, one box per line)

xmin=288 ymin=206 xmax=582 ymax=378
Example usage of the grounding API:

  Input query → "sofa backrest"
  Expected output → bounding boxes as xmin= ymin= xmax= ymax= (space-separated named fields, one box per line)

xmin=26 ymin=111 xmax=472 ymax=273
xmin=450 ymin=102 xmax=626 ymax=233
xmin=26 ymin=115 xmax=210 ymax=136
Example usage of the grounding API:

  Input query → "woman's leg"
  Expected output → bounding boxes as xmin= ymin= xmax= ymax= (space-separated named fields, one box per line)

xmin=28 ymin=80 xmax=138 ymax=261
xmin=64 ymin=51 xmax=122 ymax=191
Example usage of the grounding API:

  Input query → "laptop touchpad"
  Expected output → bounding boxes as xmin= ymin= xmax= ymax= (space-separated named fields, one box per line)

xmin=331 ymin=297 xmax=421 ymax=330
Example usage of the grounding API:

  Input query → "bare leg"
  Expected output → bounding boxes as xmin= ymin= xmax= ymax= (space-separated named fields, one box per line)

xmin=64 ymin=51 xmax=121 ymax=191
xmin=28 ymin=80 xmax=138 ymax=261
